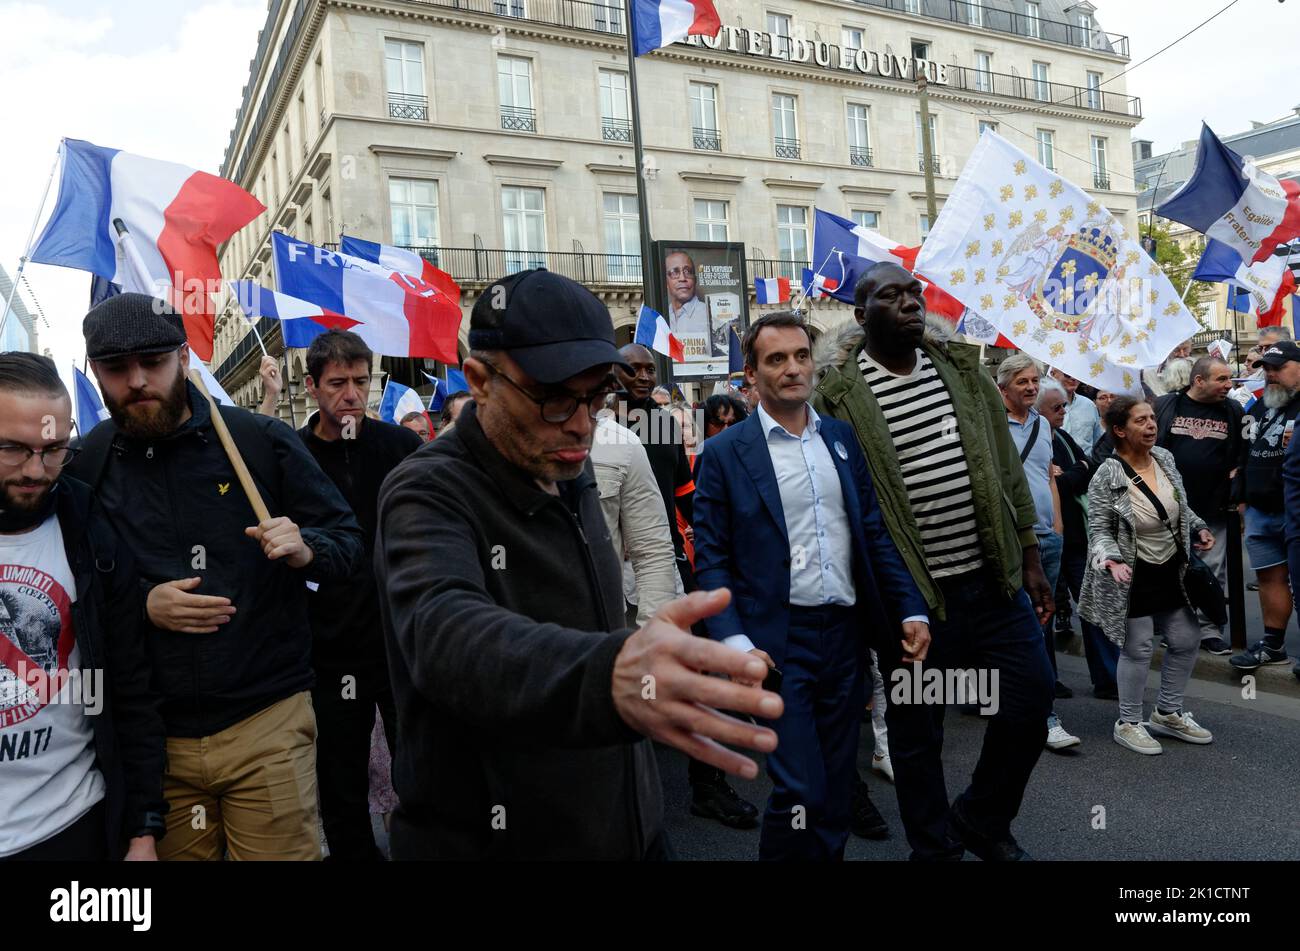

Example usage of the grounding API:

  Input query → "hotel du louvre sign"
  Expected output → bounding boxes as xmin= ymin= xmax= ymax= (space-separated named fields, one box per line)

xmin=680 ymin=26 xmax=951 ymax=85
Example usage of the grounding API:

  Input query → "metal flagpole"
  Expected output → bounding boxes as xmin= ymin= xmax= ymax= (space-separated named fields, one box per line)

xmin=0 ymin=145 xmax=62 ymax=346
xmin=791 ymin=248 xmax=841 ymax=315
xmin=623 ymin=0 xmax=663 ymax=381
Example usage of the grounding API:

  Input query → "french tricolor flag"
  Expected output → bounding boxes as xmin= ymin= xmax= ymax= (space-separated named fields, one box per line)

xmin=230 ymin=281 xmax=360 ymax=348
xmin=28 ymin=138 xmax=265 ymax=361
xmin=272 ymin=233 xmax=462 ymax=363
xmin=631 ymin=0 xmax=721 ymax=55
xmin=379 ymin=380 xmax=428 ymax=425
xmin=755 ymin=276 xmax=791 ymax=305
xmin=1158 ymin=124 xmax=1300 ymax=266
xmin=635 ymin=304 xmax=685 ymax=361
xmin=340 ymin=234 xmax=461 ymax=301
xmin=801 ymin=268 xmax=841 ymax=300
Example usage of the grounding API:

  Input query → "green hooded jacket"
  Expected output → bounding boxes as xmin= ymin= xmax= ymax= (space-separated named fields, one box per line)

xmin=811 ymin=320 xmax=1039 ymax=621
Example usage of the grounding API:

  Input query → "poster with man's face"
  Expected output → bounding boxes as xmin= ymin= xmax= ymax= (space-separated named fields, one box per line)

xmin=656 ymin=242 xmax=748 ymax=380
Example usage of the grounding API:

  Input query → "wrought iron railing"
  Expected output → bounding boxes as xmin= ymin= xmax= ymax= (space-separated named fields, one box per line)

xmin=601 ymin=117 xmax=632 ymax=142
xmin=500 ymin=105 xmax=537 ymax=132
xmin=693 ymin=126 xmax=721 ymax=151
xmin=774 ymin=136 xmax=801 ymax=160
xmin=850 ymin=146 xmax=874 ymax=168
xmin=918 ymin=154 xmax=943 ymax=175
xmin=944 ymin=65 xmax=1141 ymax=118
xmin=1094 ymin=174 xmax=1112 ymax=191
xmin=388 ymin=92 xmax=429 ymax=121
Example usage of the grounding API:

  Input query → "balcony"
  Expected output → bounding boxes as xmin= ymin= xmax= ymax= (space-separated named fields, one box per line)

xmin=918 ymin=154 xmax=942 ymax=175
xmin=1094 ymin=174 xmax=1112 ymax=191
xmin=774 ymin=136 xmax=801 ymax=160
xmin=945 ymin=65 xmax=1142 ymax=118
xmin=500 ymin=105 xmax=537 ymax=132
xmin=601 ymin=117 xmax=632 ymax=142
xmin=693 ymin=126 xmax=721 ymax=151
xmin=388 ymin=92 xmax=428 ymax=121
xmin=850 ymin=145 xmax=874 ymax=168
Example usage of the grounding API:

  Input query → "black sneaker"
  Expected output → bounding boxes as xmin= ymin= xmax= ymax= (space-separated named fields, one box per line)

xmin=1247 ymin=581 xmax=1260 ymax=591
xmin=1200 ymin=637 xmax=1232 ymax=656
xmin=851 ymin=780 xmax=889 ymax=840
xmin=1229 ymin=641 xmax=1290 ymax=671
xmin=1092 ymin=684 xmax=1119 ymax=700
xmin=948 ymin=799 xmax=1030 ymax=861
xmin=690 ymin=781 xmax=759 ymax=829
xmin=1054 ymin=680 xmax=1073 ymax=699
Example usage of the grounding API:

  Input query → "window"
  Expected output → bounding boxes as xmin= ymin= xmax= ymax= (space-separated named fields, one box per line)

xmin=776 ymin=205 xmax=809 ymax=279
xmin=690 ymin=82 xmax=720 ymax=150
xmin=904 ymin=0 xmax=919 ymax=12
xmin=390 ymin=178 xmax=440 ymax=247
xmin=603 ymin=194 xmax=640 ymax=281
xmin=1025 ymin=2 xmax=1041 ymax=39
xmin=767 ymin=13 xmax=791 ymax=58
xmin=969 ymin=0 xmax=983 ymax=27
xmin=915 ymin=111 xmax=938 ymax=173
xmin=1032 ymin=61 xmax=1050 ymax=101
xmin=1091 ymin=136 xmax=1109 ymax=188
xmin=593 ymin=0 xmax=622 ymax=33
xmin=498 ymin=56 xmax=535 ymax=131
xmin=1036 ymin=129 xmax=1056 ymax=171
xmin=846 ymin=104 xmax=872 ymax=166
xmin=1086 ymin=71 xmax=1102 ymax=110
xmin=493 ymin=0 xmax=525 ymax=17
xmin=322 ymin=187 xmax=334 ymax=244
xmin=975 ymin=51 xmax=992 ymax=92
xmin=919 ymin=214 xmax=932 ymax=241
xmin=911 ymin=40 xmax=930 ymax=60
xmin=1078 ymin=12 xmax=1096 ymax=48
xmin=772 ymin=93 xmax=799 ymax=158
xmin=852 ymin=210 xmax=880 ymax=231
xmin=979 ymin=119 xmax=998 ymax=136
xmin=385 ymin=39 xmax=427 ymax=120
xmin=694 ymin=199 xmax=729 ymax=241
xmin=315 ymin=56 xmax=326 ymax=130
xmin=502 ymin=186 xmax=546 ymax=271
xmin=842 ymin=27 xmax=863 ymax=52
xmin=599 ymin=70 xmax=630 ymax=141
xmin=297 ymin=93 xmax=308 ymax=159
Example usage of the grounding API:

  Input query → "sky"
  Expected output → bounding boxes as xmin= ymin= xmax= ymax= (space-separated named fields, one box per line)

xmin=1 ymin=0 xmax=1298 ymax=384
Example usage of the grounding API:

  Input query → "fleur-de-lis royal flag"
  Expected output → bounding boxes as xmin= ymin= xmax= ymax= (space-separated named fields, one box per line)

xmin=915 ymin=131 xmax=1200 ymax=393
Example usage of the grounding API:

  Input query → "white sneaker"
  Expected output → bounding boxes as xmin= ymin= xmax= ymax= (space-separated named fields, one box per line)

xmin=871 ymin=752 xmax=894 ymax=783
xmin=1113 ymin=719 xmax=1163 ymax=755
xmin=1147 ymin=709 xmax=1213 ymax=745
xmin=1045 ymin=717 xmax=1081 ymax=751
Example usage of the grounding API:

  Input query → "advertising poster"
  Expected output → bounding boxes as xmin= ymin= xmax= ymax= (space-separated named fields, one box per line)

xmin=654 ymin=241 xmax=749 ymax=380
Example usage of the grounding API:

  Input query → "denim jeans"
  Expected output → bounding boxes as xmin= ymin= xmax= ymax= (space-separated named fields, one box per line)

xmin=881 ymin=570 xmax=1054 ymax=859
xmin=1036 ymin=532 xmax=1064 ymax=680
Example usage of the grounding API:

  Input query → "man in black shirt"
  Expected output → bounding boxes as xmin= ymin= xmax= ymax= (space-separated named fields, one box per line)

xmin=1154 ymin=356 xmax=1242 ymax=655
xmin=1231 ymin=342 xmax=1300 ymax=671
xmin=613 ymin=343 xmax=759 ymax=829
xmin=298 ymin=330 xmax=423 ymax=860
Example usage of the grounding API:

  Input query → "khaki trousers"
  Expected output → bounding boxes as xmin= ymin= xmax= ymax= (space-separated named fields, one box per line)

xmin=158 ymin=691 xmax=321 ymax=861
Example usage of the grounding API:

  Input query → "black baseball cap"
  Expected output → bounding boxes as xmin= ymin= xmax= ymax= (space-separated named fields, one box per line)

xmin=1252 ymin=341 xmax=1300 ymax=368
xmin=468 ymin=269 xmax=630 ymax=384
xmin=84 ymin=293 xmax=187 ymax=361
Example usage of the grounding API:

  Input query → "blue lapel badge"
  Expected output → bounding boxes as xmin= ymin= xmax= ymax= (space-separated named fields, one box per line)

xmin=833 ymin=440 xmax=848 ymax=461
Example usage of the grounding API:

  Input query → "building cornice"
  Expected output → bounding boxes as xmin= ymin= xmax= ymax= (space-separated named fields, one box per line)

xmin=369 ymin=144 xmax=459 ymax=160
xmin=763 ymin=177 xmax=825 ymax=190
xmin=588 ymin=163 xmax=636 ymax=176
xmin=839 ymin=184 xmax=894 ymax=198
xmin=679 ymin=171 xmax=745 ymax=184
xmin=482 ymin=153 xmax=564 ymax=169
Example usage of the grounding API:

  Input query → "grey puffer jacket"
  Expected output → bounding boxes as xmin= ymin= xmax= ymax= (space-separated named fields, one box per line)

xmin=1078 ymin=447 xmax=1208 ymax=647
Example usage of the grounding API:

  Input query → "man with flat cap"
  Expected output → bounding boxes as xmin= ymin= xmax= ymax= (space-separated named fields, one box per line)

xmin=374 ymin=269 xmax=784 ymax=859
xmin=68 ymin=293 xmax=363 ymax=860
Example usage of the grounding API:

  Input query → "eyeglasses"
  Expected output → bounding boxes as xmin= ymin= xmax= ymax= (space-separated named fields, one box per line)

xmin=482 ymin=363 xmax=615 ymax=424
xmin=0 ymin=444 xmax=80 ymax=469
xmin=667 ymin=266 xmax=696 ymax=280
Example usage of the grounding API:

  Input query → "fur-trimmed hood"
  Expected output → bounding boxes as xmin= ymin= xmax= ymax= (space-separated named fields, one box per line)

xmin=813 ymin=313 xmax=956 ymax=377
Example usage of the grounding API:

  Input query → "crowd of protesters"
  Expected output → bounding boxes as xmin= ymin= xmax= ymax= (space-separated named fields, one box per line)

xmin=2 ymin=265 xmax=1297 ymax=863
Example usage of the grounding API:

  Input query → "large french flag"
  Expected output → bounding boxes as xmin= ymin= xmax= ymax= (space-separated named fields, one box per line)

xmin=1193 ymin=238 xmax=1295 ymax=325
xmin=29 ymin=138 xmax=264 ymax=361
xmin=631 ymin=0 xmax=721 ymax=55
xmin=635 ymin=304 xmax=685 ymax=361
xmin=340 ymin=234 xmax=461 ymax=300
xmin=230 ymin=281 xmax=360 ymax=348
xmin=271 ymin=233 xmax=462 ymax=363
xmin=1158 ymin=124 xmax=1300 ymax=266
xmin=812 ymin=208 xmax=967 ymax=321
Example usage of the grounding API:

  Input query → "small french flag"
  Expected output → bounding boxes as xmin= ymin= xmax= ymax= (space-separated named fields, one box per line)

xmin=634 ymin=304 xmax=685 ymax=362
xmin=631 ymin=0 xmax=721 ymax=56
xmin=1238 ymin=377 xmax=1266 ymax=412
xmin=230 ymin=280 xmax=359 ymax=348
xmin=379 ymin=380 xmax=428 ymax=425
xmin=755 ymin=276 xmax=791 ymax=305
xmin=801 ymin=268 xmax=841 ymax=300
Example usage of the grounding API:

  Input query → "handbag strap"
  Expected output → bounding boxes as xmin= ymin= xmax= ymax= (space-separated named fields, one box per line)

xmin=1018 ymin=416 xmax=1042 ymax=464
xmin=1115 ymin=456 xmax=1181 ymax=545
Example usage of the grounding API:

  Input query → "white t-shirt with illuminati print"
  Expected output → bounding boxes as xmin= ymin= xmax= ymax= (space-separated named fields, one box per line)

xmin=0 ymin=514 xmax=105 ymax=856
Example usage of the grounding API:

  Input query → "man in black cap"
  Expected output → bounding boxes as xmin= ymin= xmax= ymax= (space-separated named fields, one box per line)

xmin=374 ymin=270 xmax=783 ymax=859
xmin=1231 ymin=341 xmax=1300 ymax=672
xmin=69 ymin=292 xmax=363 ymax=860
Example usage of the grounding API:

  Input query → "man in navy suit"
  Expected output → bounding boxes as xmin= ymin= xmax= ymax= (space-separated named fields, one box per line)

xmin=694 ymin=311 xmax=930 ymax=860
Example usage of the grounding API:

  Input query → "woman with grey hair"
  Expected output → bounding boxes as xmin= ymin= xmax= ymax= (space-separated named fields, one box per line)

xmin=1159 ymin=357 xmax=1193 ymax=394
xmin=1079 ymin=396 xmax=1217 ymax=755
